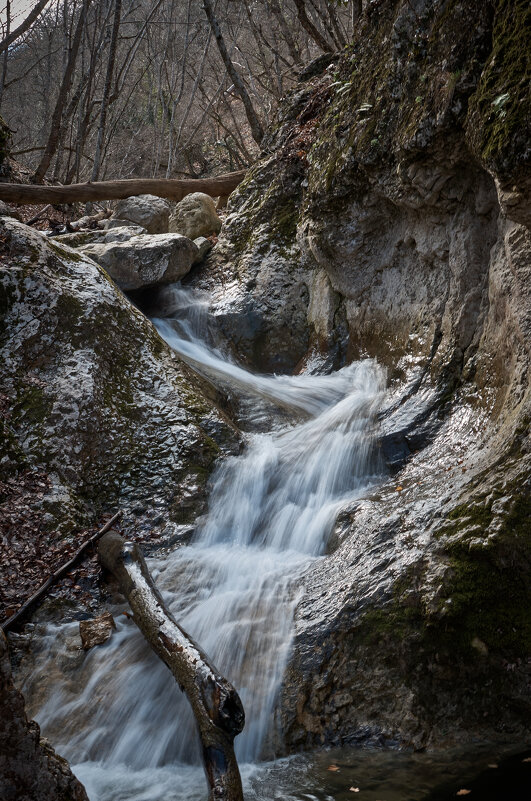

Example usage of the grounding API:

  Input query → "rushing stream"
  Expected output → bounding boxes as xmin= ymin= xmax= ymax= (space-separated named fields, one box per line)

xmin=19 ymin=283 xmax=386 ymax=799
xmin=15 ymin=284 xmax=531 ymax=800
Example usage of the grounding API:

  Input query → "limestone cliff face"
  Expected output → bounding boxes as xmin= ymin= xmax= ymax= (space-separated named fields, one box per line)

xmin=191 ymin=0 xmax=531 ymax=748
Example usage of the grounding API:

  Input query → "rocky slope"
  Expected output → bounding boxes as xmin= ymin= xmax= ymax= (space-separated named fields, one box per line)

xmin=0 ymin=217 xmax=238 ymax=624
xmin=188 ymin=0 xmax=531 ymax=749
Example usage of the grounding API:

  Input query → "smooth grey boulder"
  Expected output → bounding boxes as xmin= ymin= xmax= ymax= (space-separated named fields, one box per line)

xmin=79 ymin=233 xmax=199 ymax=291
xmin=112 ymin=194 xmax=171 ymax=234
xmin=102 ymin=224 xmax=146 ymax=243
xmin=169 ymin=192 xmax=221 ymax=239
xmin=106 ymin=217 xmax=145 ymax=230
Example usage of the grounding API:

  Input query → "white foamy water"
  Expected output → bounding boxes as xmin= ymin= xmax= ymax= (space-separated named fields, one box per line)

xmin=25 ymin=284 xmax=385 ymax=799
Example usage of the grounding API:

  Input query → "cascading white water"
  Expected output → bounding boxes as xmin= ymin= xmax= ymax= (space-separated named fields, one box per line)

xmin=24 ymin=284 xmax=386 ymax=801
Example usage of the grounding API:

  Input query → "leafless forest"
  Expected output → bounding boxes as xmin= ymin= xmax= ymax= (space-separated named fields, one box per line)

xmin=0 ymin=1 xmax=360 ymax=183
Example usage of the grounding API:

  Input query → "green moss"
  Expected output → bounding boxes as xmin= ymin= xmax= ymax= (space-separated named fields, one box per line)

xmin=12 ymin=385 xmax=53 ymax=428
xmin=0 ymin=414 xmax=27 ymax=475
xmin=355 ymin=483 xmax=531 ymax=668
xmin=48 ymin=243 xmax=84 ymax=263
xmin=229 ymin=177 xmax=301 ymax=258
xmin=466 ymin=0 xmax=531 ymax=175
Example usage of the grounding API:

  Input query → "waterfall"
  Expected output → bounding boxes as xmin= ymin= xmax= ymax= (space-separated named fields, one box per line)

xmin=23 ymin=284 xmax=386 ymax=800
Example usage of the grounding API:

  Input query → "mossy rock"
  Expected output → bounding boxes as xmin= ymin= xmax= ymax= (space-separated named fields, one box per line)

xmin=0 ymin=217 xmax=239 ymax=538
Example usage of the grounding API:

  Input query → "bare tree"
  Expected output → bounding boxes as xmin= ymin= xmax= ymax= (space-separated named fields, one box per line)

xmin=90 ymin=0 xmax=121 ymax=182
xmin=33 ymin=0 xmax=92 ymax=183
xmin=202 ymin=0 xmax=264 ymax=144
xmin=292 ymin=0 xmax=333 ymax=52
xmin=0 ymin=0 xmax=51 ymax=54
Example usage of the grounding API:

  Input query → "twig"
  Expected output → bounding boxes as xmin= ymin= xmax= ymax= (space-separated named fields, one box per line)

xmin=1 ymin=511 xmax=122 ymax=633
xmin=26 ymin=204 xmax=53 ymax=225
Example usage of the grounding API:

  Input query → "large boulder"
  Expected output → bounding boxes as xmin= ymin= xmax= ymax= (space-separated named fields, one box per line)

xmin=0 ymin=216 xmax=238 ymax=625
xmin=111 ymin=194 xmax=170 ymax=234
xmin=79 ymin=233 xmax=198 ymax=291
xmin=0 ymin=632 xmax=88 ymax=801
xmin=169 ymin=192 xmax=222 ymax=239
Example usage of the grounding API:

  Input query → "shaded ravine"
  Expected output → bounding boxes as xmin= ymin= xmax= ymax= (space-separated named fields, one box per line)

xmin=20 ymin=285 xmax=386 ymax=800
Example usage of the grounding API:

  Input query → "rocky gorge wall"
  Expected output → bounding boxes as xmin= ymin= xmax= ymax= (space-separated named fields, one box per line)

xmin=0 ymin=0 xmax=528 ymax=783
xmin=189 ymin=0 xmax=531 ymax=749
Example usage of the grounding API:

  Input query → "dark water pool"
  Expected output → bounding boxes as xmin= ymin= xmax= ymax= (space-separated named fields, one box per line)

xmin=244 ymin=744 xmax=531 ymax=801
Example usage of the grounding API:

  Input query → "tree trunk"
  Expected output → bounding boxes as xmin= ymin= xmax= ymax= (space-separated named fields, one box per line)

xmin=202 ymin=0 xmax=264 ymax=145
xmin=98 ymin=532 xmax=245 ymax=801
xmin=267 ymin=0 xmax=302 ymax=65
xmin=33 ymin=1 xmax=90 ymax=184
xmin=91 ymin=0 xmax=121 ymax=183
xmin=0 ymin=170 xmax=245 ymax=204
xmin=292 ymin=0 xmax=333 ymax=53
xmin=0 ymin=0 xmax=51 ymax=55
xmin=0 ymin=1 xmax=10 ymax=106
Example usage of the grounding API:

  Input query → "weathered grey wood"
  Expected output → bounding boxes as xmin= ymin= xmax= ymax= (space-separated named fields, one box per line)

xmin=0 ymin=171 xmax=245 ymax=205
xmin=98 ymin=532 xmax=245 ymax=801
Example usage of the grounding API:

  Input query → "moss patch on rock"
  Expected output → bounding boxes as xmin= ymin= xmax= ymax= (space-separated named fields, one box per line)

xmin=466 ymin=0 xmax=531 ymax=179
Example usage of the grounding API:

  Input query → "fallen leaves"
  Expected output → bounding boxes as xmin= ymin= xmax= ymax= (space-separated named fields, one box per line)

xmin=0 ymin=465 xmax=104 ymax=624
xmin=327 ymin=764 xmax=340 ymax=772
xmin=456 ymin=791 xmax=471 ymax=796
xmin=349 ymin=787 xmax=360 ymax=793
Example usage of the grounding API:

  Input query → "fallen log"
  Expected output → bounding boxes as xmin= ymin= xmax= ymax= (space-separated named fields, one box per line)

xmin=1 ymin=511 xmax=122 ymax=633
xmin=0 ymin=171 xmax=246 ymax=206
xmin=98 ymin=532 xmax=245 ymax=801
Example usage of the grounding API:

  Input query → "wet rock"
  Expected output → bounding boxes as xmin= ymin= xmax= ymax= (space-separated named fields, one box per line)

xmin=169 ymin=192 xmax=221 ymax=239
xmin=79 ymin=233 xmax=199 ymax=291
xmin=189 ymin=0 xmax=531 ymax=750
xmin=0 ymin=216 xmax=239 ymax=560
xmin=193 ymin=236 xmax=213 ymax=264
xmin=0 ymin=632 xmax=88 ymax=801
xmin=79 ymin=611 xmax=116 ymax=650
xmin=112 ymin=194 xmax=171 ymax=234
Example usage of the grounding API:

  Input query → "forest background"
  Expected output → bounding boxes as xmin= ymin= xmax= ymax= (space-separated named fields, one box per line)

xmin=0 ymin=1 xmax=360 ymax=186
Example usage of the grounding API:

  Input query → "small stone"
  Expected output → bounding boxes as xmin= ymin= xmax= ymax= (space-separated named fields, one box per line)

xmin=0 ymin=200 xmax=19 ymax=219
xmin=79 ymin=611 xmax=116 ymax=650
xmin=193 ymin=236 xmax=213 ymax=264
xmin=471 ymin=636 xmax=488 ymax=656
